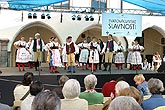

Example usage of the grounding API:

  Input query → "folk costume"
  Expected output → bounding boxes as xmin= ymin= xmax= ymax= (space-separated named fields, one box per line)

xmin=131 ymin=42 xmax=144 ymax=70
xmin=26 ymin=38 xmax=34 ymax=69
xmin=14 ymin=39 xmax=29 ymax=71
xmin=62 ymin=42 xmax=68 ymax=70
xmin=103 ymin=37 xmax=114 ymax=72
xmin=66 ymin=36 xmax=77 ymax=73
xmin=88 ymin=41 xmax=100 ymax=71
xmin=78 ymin=42 xmax=89 ymax=70
xmin=49 ymin=41 xmax=62 ymax=73
xmin=127 ymin=42 xmax=134 ymax=69
xmin=115 ymin=43 xmax=125 ymax=69
xmin=98 ymin=39 xmax=105 ymax=70
xmin=30 ymin=33 xmax=45 ymax=71
xmin=153 ymin=52 xmax=162 ymax=71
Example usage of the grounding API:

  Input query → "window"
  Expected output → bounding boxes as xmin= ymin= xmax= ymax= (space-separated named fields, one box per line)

xmin=91 ymin=0 xmax=107 ymax=11
xmin=52 ymin=0 xmax=70 ymax=9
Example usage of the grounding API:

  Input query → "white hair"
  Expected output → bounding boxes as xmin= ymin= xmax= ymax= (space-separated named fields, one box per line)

xmin=62 ymin=79 xmax=80 ymax=99
xmin=115 ymin=81 xmax=130 ymax=95
xmin=109 ymin=96 xmax=143 ymax=110
xmin=84 ymin=74 xmax=97 ymax=89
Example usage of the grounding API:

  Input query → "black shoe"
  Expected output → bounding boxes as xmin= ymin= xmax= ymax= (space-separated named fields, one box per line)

xmin=55 ymin=71 xmax=59 ymax=73
xmin=22 ymin=69 xmax=25 ymax=71
xmin=18 ymin=69 xmax=21 ymax=72
xmin=103 ymin=69 xmax=107 ymax=71
xmin=67 ymin=71 xmax=71 ymax=73
xmin=50 ymin=71 xmax=54 ymax=73
xmin=73 ymin=71 xmax=76 ymax=73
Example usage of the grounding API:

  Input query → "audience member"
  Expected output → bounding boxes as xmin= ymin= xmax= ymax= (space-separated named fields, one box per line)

xmin=14 ymin=72 xmax=34 ymax=100
xmin=134 ymin=74 xmax=150 ymax=97
xmin=108 ymin=96 xmax=143 ymax=110
xmin=79 ymin=74 xmax=104 ymax=105
xmin=141 ymin=78 xmax=165 ymax=110
xmin=32 ymin=91 xmax=61 ymax=110
xmin=115 ymin=80 xmax=130 ymax=96
xmin=119 ymin=86 xmax=142 ymax=104
xmin=21 ymin=81 xmax=44 ymax=110
xmin=61 ymin=79 xmax=88 ymax=110
xmin=53 ymin=75 xmax=69 ymax=99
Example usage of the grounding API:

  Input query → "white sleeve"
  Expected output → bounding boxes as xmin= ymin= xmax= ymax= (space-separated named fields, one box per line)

xmin=14 ymin=41 xmax=20 ymax=46
xmin=102 ymin=42 xmax=106 ymax=53
xmin=29 ymin=40 xmax=34 ymax=51
xmin=74 ymin=43 xmax=79 ymax=54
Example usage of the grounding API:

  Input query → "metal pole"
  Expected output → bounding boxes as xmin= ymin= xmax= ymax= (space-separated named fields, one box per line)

xmin=120 ymin=0 xmax=123 ymax=13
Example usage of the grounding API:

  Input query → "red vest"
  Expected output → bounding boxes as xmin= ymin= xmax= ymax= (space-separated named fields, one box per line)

xmin=66 ymin=42 xmax=75 ymax=54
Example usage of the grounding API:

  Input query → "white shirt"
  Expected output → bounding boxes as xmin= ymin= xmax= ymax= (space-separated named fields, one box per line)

xmin=14 ymin=85 xmax=29 ymax=100
xmin=21 ymin=95 xmax=35 ymax=110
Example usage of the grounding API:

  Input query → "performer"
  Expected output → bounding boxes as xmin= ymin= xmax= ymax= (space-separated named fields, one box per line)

xmin=126 ymin=42 xmax=134 ymax=70
xmin=78 ymin=39 xmax=89 ymax=70
xmin=153 ymin=52 xmax=162 ymax=71
xmin=30 ymin=33 xmax=45 ymax=71
xmin=131 ymin=40 xmax=144 ymax=70
xmin=103 ymin=34 xmax=114 ymax=72
xmin=114 ymin=41 xmax=125 ymax=69
xmin=88 ymin=37 xmax=101 ymax=71
xmin=66 ymin=35 xmax=77 ymax=73
xmin=14 ymin=36 xmax=29 ymax=71
xmin=98 ymin=38 xmax=105 ymax=70
xmin=61 ymin=38 xmax=68 ymax=70
xmin=26 ymin=37 xmax=34 ymax=69
xmin=48 ymin=37 xmax=62 ymax=73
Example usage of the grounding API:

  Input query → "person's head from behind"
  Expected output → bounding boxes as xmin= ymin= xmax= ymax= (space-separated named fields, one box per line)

xmin=108 ymin=96 xmax=143 ymax=110
xmin=148 ymin=78 xmax=164 ymax=95
xmin=134 ymin=74 xmax=145 ymax=85
xmin=84 ymin=74 xmax=97 ymax=90
xmin=119 ymin=86 xmax=142 ymax=104
xmin=62 ymin=79 xmax=80 ymax=99
xmin=115 ymin=81 xmax=129 ymax=96
xmin=22 ymin=72 xmax=34 ymax=86
xmin=30 ymin=80 xmax=44 ymax=96
xmin=58 ymin=75 xmax=69 ymax=87
xmin=32 ymin=91 xmax=61 ymax=110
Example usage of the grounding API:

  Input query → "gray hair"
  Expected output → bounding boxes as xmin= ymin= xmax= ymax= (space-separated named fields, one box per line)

xmin=148 ymin=78 xmax=164 ymax=94
xmin=84 ymin=74 xmax=97 ymax=89
xmin=109 ymin=96 xmax=143 ymax=110
xmin=62 ymin=79 xmax=80 ymax=99
xmin=115 ymin=81 xmax=130 ymax=96
xmin=32 ymin=91 xmax=61 ymax=110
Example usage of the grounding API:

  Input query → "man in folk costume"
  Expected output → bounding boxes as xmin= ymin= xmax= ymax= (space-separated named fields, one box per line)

xmin=131 ymin=40 xmax=144 ymax=70
xmin=61 ymin=38 xmax=68 ymax=70
xmin=153 ymin=52 xmax=162 ymax=71
xmin=114 ymin=41 xmax=125 ymax=69
xmin=66 ymin=35 xmax=77 ymax=73
xmin=14 ymin=36 xmax=29 ymax=71
xmin=30 ymin=33 xmax=45 ymax=71
xmin=48 ymin=37 xmax=62 ymax=73
xmin=103 ymin=34 xmax=114 ymax=72
xmin=127 ymin=42 xmax=134 ymax=70
xmin=88 ymin=37 xmax=101 ymax=71
xmin=78 ymin=39 xmax=89 ymax=70
xmin=98 ymin=38 xmax=106 ymax=70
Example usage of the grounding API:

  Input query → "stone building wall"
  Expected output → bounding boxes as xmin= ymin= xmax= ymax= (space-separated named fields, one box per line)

xmin=0 ymin=38 xmax=9 ymax=67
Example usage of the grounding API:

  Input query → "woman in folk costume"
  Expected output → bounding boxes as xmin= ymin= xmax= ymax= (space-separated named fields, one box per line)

xmin=78 ymin=39 xmax=89 ymax=70
xmin=88 ymin=37 xmax=101 ymax=71
xmin=127 ymin=42 xmax=134 ymax=70
xmin=115 ymin=41 xmax=125 ymax=69
xmin=48 ymin=37 xmax=62 ymax=73
xmin=61 ymin=38 xmax=68 ymax=70
xmin=131 ymin=40 xmax=144 ymax=70
xmin=153 ymin=52 xmax=162 ymax=71
xmin=14 ymin=36 xmax=29 ymax=71
xmin=26 ymin=37 xmax=34 ymax=69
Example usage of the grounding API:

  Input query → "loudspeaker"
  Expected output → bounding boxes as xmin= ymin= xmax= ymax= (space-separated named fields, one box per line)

xmin=157 ymin=62 xmax=165 ymax=73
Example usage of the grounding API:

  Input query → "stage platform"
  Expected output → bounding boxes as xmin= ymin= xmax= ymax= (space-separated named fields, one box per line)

xmin=0 ymin=67 xmax=164 ymax=106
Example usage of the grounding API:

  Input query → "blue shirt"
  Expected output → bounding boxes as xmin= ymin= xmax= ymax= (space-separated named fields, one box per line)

xmin=137 ymin=81 xmax=150 ymax=96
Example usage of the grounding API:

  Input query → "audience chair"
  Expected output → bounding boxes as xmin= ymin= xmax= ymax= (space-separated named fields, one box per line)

xmin=88 ymin=104 xmax=103 ymax=110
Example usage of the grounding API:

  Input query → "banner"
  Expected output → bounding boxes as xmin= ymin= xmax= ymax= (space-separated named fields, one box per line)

xmin=102 ymin=13 xmax=142 ymax=37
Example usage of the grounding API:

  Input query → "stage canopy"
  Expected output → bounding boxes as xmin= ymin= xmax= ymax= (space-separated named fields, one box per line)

xmin=0 ymin=0 xmax=68 ymax=10
xmin=123 ymin=0 xmax=165 ymax=15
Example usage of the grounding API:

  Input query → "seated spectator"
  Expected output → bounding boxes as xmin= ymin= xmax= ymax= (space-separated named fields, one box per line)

xmin=115 ymin=81 xmax=130 ymax=96
xmin=101 ymin=77 xmax=125 ymax=97
xmin=0 ymin=92 xmax=12 ymax=110
xmin=21 ymin=80 xmax=44 ymax=110
xmin=134 ymin=74 xmax=150 ymax=97
xmin=79 ymin=74 xmax=104 ymax=105
xmin=108 ymin=96 xmax=143 ymax=110
xmin=119 ymin=86 xmax=142 ymax=104
xmin=32 ymin=91 xmax=61 ymax=110
xmin=53 ymin=75 xmax=69 ymax=99
xmin=61 ymin=79 xmax=88 ymax=110
xmin=14 ymin=72 xmax=34 ymax=100
xmin=141 ymin=78 xmax=165 ymax=110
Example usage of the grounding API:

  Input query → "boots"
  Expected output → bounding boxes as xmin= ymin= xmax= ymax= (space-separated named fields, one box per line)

xmin=109 ymin=63 xmax=112 ymax=72
xmin=103 ymin=63 xmax=107 ymax=71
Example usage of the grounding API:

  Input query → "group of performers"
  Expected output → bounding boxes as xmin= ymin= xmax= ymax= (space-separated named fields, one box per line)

xmin=16 ymin=33 xmax=164 ymax=73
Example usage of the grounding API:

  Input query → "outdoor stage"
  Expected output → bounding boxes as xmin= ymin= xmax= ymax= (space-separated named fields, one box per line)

xmin=0 ymin=67 xmax=164 ymax=106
